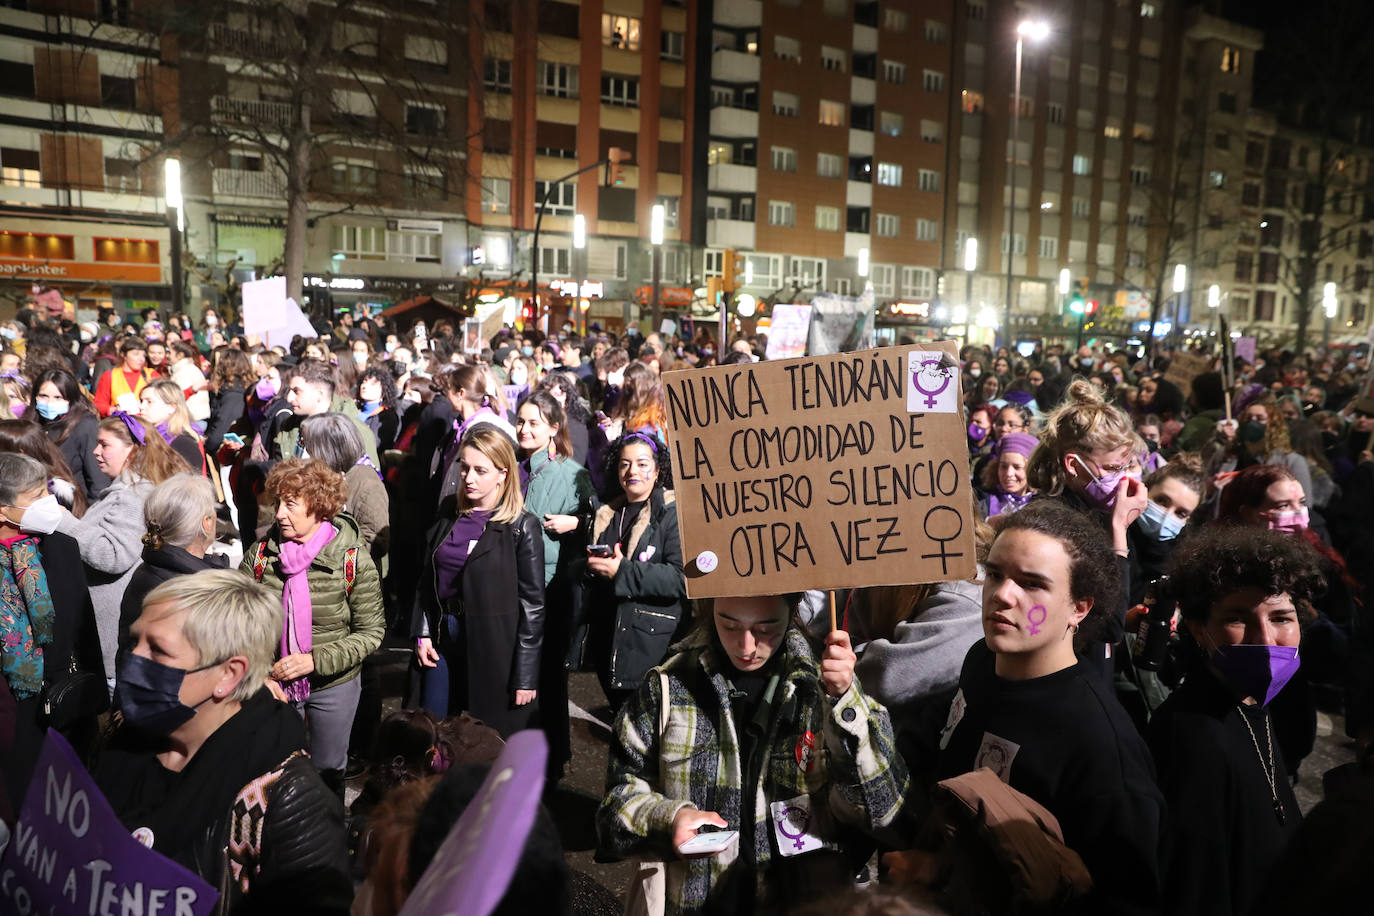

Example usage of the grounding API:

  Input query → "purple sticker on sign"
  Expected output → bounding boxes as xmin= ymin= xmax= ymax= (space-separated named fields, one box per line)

xmin=399 ymin=730 xmax=548 ymax=916
xmin=0 ymin=729 xmax=218 ymax=916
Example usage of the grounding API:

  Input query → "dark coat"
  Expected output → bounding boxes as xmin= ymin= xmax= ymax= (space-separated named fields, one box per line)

xmin=413 ymin=509 xmax=546 ymax=738
xmin=119 ymin=544 xmax=228 ymax=657
xmin=45 ymin=411 xmax=111 ymax=500
xmin=577 ymin=488 xmax=687 ymax=691
xmin=204 ymin=383 xmax=246 ymax=454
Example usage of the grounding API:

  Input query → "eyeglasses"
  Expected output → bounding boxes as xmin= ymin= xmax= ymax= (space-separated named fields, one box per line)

xmin=993 ymin=419 xmax=1025 ymax=430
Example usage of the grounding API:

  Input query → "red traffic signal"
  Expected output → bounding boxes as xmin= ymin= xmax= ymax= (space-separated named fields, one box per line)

xmin=1085 ymin=299 xmax=1099 ymax=315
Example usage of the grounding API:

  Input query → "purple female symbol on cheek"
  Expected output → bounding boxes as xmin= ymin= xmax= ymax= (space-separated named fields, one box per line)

xmin=1026 ymin=605 xmax=1048 ymax=636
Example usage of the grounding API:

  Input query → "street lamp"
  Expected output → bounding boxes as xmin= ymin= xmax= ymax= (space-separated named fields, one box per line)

xmin=857 ymin=246 xmax=870 ymax=279
xmin=1323 ymin=281 xmax=1338 ymax=350
xmin=164 ymin=158 xmax=184 ymax=313
xmin=650 ymin=204 xmax=665 ymax=330
xmin=962 ymin=238 xmax=977 ymax=347
xmin=1004 ymin=19 xmax=1050 ymax=351
xmin=573 ymin=214 xmax=587 ymax=334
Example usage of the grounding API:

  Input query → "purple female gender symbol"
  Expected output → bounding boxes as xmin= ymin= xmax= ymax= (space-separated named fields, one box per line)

xmin=1026 ymin=604 xmax=1048 ymax=635
xmin=912 ymin=359 xmax=952 ymax=408
xmin=776 ymin=806 xmax=811 ymax=850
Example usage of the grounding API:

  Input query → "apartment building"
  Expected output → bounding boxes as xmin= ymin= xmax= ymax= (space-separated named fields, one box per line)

xmin=702 ymin=0 xmax=950 ymax=308
xmin=172 ymin=1 xmax=472 ymax=314
xmin=472 ymin=0 xmax=698 ymax=333
xmin=0 ymin=2 xmax=175 ymax=316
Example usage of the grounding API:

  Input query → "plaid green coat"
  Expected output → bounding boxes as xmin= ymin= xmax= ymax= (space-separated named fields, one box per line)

xmin=596 ymin=629 xmax=909 ymax=916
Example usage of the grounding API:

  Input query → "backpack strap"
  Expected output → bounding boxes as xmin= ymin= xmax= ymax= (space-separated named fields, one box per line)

xmin=344 ymin=545 xmax=358 ymax=596
xmin=251 ymin=541 xmax=269 ymax=582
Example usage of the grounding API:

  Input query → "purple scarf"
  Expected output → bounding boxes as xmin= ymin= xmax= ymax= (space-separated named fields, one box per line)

xmin=277 ymin=521 xmax=337 ymax=703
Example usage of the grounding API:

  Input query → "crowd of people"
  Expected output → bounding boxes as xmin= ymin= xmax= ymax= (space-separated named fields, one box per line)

xmin=1 ymin=302 xmax=1374 ymax=915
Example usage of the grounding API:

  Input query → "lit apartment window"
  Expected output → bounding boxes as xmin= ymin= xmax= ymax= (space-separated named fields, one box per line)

xmin=601 ymin=75 xmax=640 ymax=107
xmin=1140 ymin=2 xmax=1158 ymax=18
xmin=877 ymin=162 xmax=903 ymax=186
xmin=1133 ymin=123 xmax=1154 ymax=142
xmin=1072 ymin=197 xmax=1090 ymax=217
xmin=1220 ymin=46 xmax=1241 ymax=73
xmin=774 ymin=35 xmax=801 ymax=62
xmin=923 ymin=69 xmax=945 ymax=92
xmin=920 ymin=119 xmax=944 ymax=143
xmin=875 ymin=213 xmax=899 ymax=237
xmin=533 ymin=180 xmax=576 ymax=216
xmin=916 ymin=219 xmax=939 ymax=242
xmin=961 ymin=89 xmax=984 ymax=113
xmin=883 ymin=60 xmax=906 ymax=84
xmin=821 ymin=46 xmax=846 ymax=72
xmin=602 ymin=14 xmax=640 ymax=50
xmin=768 ymin=200 xmax=795 ymax=226
xmin=879 ymin=112 xmax=903 ymax=137
xmin=773 ymin=91 xmax=800 ymax=117
xmin=871 ymin=264 xmax=896 ymax=296
xmin=902 ymin=266 xmax=934 ymax=297
xmin=771 ymin=146 xmax=798 ymax=171
xmin=537 ymin=62 xmax=578 ymax=98
xmin=1130 ymin=165 xmax=1152 ymax=186
xmin=817 ymin=152 xmax=843 ymax=177
xmin=819 ymin=100 xmax=844 ymax=126
xmin=1103 ymin=119 xmax=1122 ymax=139
xmin=884 ymin=8 xmax=908 ymax=31
xmin=918 ymin=168 xmax=940 ymax=191
xmin=1039 ymin=236 xmax=1058 ymax=259
xmin=1 ymin=148 xmax=40 ymax=187
xmin=481 ymin=178 xmax=510 ymax=213
xmin=1210 ymin=170 xmax=1227 ymax=188
xmin=483 ymin=58 xmax=512 ymax=93
xmin=661 ymin=31 xmax=685 ymax=61
xmin=925 ymin=20 xmax=947 ymax=42
xmin=1072 ymin=155 xmax=1092 ymax=176
xmin=815 ymin=205 xmax=841 ymax=231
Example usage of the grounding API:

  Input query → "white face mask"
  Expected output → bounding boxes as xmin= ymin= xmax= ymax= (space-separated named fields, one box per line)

xmin=606 ymin=369 xmax=625 ymax=387
xmin=11 ymin=494 xmax=63 ymax=535
xmin=204 ymin=315 xmax=218 ymax=327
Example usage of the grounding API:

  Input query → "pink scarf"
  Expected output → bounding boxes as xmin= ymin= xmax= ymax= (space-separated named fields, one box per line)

xmin=277 ymin=520 xmax=337 ymax=703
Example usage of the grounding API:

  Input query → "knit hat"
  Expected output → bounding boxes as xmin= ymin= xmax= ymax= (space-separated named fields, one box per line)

xmin=995 ymin=432 xmax=1039 ymax=458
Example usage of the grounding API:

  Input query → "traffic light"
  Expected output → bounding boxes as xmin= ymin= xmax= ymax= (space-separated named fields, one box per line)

xmin=606 ymin=147 xmax=631 ymax=186
xmin=721 ymin=249 xmax=747 ymax=293
xmin=1067 ymin=276 xmax=1088 ymax=314
xmin=705 ymin=276 xmax=722 ymax=307
xmin=1084 ymin=299 xmax=1099 ymax=316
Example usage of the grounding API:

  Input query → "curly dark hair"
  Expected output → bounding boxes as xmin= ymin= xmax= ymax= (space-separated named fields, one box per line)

xmin=1167 ymin=525 xmax=1325 ymax=624
xmin=357 ymin=365 xmax=399 ymax=412
xmin=600 ymin=431 xmax=672 ymax=501
xmin=995 ymin=500 xmax=1121 ymax=651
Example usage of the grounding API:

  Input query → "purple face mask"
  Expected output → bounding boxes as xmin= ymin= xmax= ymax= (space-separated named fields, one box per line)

xmin=968 ymin=423 xmax=989 ymax=443
xmin=255 ymin=377 xmax=280 ymax=400
xmin=1071 ymin=454 xmax=1137 ymax=511
xmin=1209 ymin=643 xmax=1301 ymax=706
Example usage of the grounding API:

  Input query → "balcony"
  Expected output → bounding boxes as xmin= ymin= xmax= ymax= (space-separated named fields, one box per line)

xmin=712 ymin=48 xmax=760 ymax=83
xmin=710 ymin=106 xmax=759 ymax=138
xmin=707 ymin=218 xmax=756 ymax=250
xmin=708 ymin=163 xmax=757 ymax=193
xmin=208 ymin=22 xmax=295 ymax=59
xmin=211 ymin=95 xmax=295 ymax=127
xmin=213 ymin=167 xmax=287 ymax=199
xmin=715 ymin=0 xmax=761 ymax=27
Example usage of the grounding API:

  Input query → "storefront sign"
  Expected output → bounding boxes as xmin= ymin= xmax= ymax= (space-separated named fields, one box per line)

xmin=0 ymin=259 xmax=161 ymax=283
xmin=889 ymin=302 xmax=931 ymax=319
xmin=635 ymin=286 xmax=693 ymax=306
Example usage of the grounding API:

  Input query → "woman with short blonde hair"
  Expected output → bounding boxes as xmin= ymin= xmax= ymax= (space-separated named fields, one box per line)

xmin=138 ymin=378 xmax=204 ymax=474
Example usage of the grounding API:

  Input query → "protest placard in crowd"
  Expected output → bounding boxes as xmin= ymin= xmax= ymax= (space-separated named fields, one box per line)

xmin=1163 ymin=351 xmax=1211 ymax=397
xmin=0 ymin=730 xmax=217 ymax=916
xmin=765 ymin=304 xmax=812 ymax=360
xmin=664 ymin=341 xmax=976 ymax=599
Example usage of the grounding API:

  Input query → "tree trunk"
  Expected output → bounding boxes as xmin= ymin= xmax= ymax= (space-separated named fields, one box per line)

xmin=284 ymin=138 xmax=310 ymax=307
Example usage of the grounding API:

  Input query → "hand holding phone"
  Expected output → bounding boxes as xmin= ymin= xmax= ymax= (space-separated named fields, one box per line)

xmin=587 ymin=544 xmax=614 ymax=558
xmin=676 ymin=830 xmax=738 ymax=856
xmin=222 ymin=432 xmax=245 ymax=447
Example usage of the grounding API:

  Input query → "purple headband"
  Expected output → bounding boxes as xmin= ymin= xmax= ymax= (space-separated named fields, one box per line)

xmin=109 ymin=410 xmax=147 ymax=445
xmin=623 ymin=431 xmax=659 ymax=453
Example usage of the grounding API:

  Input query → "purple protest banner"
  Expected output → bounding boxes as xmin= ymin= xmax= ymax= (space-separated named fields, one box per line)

xmin=399 ymin=729 xmax=548 ymax=916
xmin=0 ymin=729 xmax=217 ymax=916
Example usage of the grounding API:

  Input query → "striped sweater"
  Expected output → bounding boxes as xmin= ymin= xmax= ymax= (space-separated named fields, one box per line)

xmin=597 ymin=628 xmax=909 ymax=915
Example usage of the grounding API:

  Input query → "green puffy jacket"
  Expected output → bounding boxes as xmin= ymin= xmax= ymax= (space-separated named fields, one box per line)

xmin=240 ymin=512 xmax=385 ymax=690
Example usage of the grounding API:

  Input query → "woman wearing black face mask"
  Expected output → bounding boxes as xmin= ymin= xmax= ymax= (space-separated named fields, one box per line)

xmin=1207 ymin=394 xmax=1313 ymax=505
xmin=94 ymin=569 xmax=352 ymax=915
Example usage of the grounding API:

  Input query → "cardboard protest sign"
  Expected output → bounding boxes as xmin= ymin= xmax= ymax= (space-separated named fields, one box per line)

xmin=664 ymin=342 xmax=976 ymax=599
xmin=0 ymin=729 xmax=217 ymax=916
xmin=476 ymin=301 xmax=505 ymax=344
xmin=807 ymin=288 xmax=875 ymax=356
xmin=241 ymin=277 xmax=317 ymax=347
xmin=399 ymin=730 xmax=547 ymax=916
xmin=1163 ymin=352 xmax=1210 ymax=397
xmin=765 ymin=304 xmax=812 ymax=360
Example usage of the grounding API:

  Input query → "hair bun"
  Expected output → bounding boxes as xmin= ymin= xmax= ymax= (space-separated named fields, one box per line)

xmin=1066 ymin=378 xmax=1105 ymax=406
